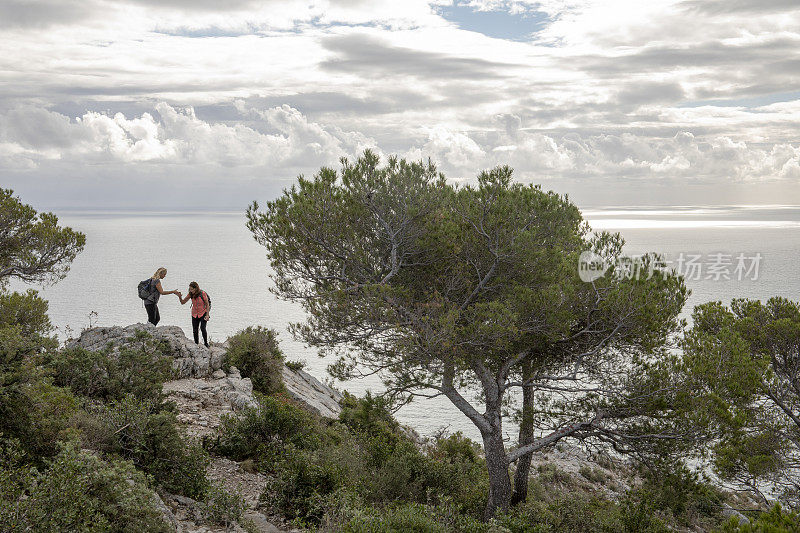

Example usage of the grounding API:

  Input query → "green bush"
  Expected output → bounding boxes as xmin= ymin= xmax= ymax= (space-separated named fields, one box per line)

xmin=43 ymin=332 xmax=171 ymax=402
xmin=336 ymin=502 xmax=458 ymax=533
xmin=77 ymin=394 xmax=210 ymax=499
xmin=256 ymin=394 xmax=487 ymax=525
xmin=427 ymin=431 xmax=482 ymax=465
xmin=285 ymin=359 xmax=306 ymax=372
xmin=0 ymin=437 xmax=37 ymax=527
xmin=0 ymin=326 xmax=79 ymax=460
xmin=626 ymin=464 xmax=723 ymax=528
xmin=207 ymin=393 xmax=320 ymax=463
xmin=201 ymin=482 xmax=247 ymax=527
xmin=0 ymin=289 xmax=52 ymax=338
xmin=320 ymin=494 xmax=487 ymax=533
xmin=0 ymin=324 xmax=65 ymax=460
xmin=263 ymin=448 xmax=348 ymax=524
xmin=496 ymin=494 xmax=669 ymax=533
xmin=15 ymin=379 xmax=80 ymax=460
xmin=0 ymin=439 xmax=171 ymax=532
xmin=714 ymin=504 xmax=800 ymax=532
xmin=224 ymin=326 xmax=284 ymax=395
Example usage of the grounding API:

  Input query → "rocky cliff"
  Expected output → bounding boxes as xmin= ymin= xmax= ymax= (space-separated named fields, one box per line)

xmin=69 ymin=323 xmax=343 ymax=419
xmin=68 ymin=323 xmax=345 ymax=533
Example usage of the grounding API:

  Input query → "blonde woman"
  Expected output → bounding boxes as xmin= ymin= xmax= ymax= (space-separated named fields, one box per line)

xmin=178 ymin=281 xmax=210 ymax=347
xmin=141 ymin=267 xmax=180 ymax=326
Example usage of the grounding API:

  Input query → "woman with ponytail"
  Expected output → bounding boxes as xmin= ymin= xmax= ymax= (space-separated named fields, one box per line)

xmin=142 ymin=267 xmax=180 ymax=326
xmin=178 ymin=281 xmax=211 ymax=347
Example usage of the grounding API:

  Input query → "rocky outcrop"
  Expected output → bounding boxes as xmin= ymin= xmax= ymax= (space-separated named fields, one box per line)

xmin=281 ymin=365 xmax=343 ymax=418
xmin=70 ymin=324 xmax=332 ymax=533
xmin=162 ymin=368 xmax=257 ymax=440
xmin=70 ymin=323 xmax=344 ymax=420
xmin=68 ymin=323 xmax=226 ymax=379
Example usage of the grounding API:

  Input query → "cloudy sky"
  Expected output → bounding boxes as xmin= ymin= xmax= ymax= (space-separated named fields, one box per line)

xmin=1 ymin=0 xmax=800 ymax=210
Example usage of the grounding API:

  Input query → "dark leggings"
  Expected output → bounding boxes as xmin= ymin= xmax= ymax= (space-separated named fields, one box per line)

xmin=192 ymin=316 xmax=208 ymax=346
xmin=145 ymin=303 xmax=160 ymax=326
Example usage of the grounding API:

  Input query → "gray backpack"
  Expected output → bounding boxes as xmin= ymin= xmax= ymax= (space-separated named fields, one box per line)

xmin=137 ymin=278 xmax=156 ymax=300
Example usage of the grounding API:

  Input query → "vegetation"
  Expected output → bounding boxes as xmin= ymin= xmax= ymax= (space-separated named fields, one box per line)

xmin=41 ymin=332 xmax=172 ymax=402
xmin=0 ymin=188 xmax=85 ymax=285
xmin=247 ymin=150 xmax=689 ymax=516
xmin=681 ymin=297 xmax=800 ymax=502
xmin=286 ymin=359 xmax=307 ymax=372
xmin=715 ymin=504 xmax=800 ymax=532
xmin=224 ymin=326 xmax=285 ymax=395
xmin=0 ymin=191 xmax=223 ymax=531
xmin=0 ymin=439 xmax=172 ymax=532
xmin=8 ymin=168 xmax=800 ymax=532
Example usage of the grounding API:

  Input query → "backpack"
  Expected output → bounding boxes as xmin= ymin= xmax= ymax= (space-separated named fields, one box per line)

xmin=138 ymin=278 xmax=156 ymax=300
xmin=197 ymin=290 xmax=211 ymax=320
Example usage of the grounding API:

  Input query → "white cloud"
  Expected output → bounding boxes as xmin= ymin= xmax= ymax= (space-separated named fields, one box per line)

xmin=2 ymin=0 xmax=800 ymax=207
xmin=0 ymin=103 xmax=378 ymax=169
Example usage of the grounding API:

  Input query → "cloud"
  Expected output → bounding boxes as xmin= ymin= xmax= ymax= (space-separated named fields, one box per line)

xmin=3 ymin=0 xmax=800 ymax=207
xmin=320 ymin=33 xmax=521 ymax=79
xmin=485 ymin=130 xmax=800 ymax=183
xmin=679 ymin=0 xmax=800 ymax=15
xmin=614 ymin=81 xmax=685 ymax=108
xmin=0 ymin=0 xmax=101 ymax=29
xmin=0 ymin=103 xmax=377 ymax=169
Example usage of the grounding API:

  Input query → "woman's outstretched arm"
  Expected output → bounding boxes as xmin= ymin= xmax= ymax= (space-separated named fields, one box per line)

xmin=156 ymin=280 xmax=179 ymax=296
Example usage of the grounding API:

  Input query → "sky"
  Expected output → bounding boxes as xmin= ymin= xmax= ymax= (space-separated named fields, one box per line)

xmin=1 ymin=0 xmax=800 ymax=210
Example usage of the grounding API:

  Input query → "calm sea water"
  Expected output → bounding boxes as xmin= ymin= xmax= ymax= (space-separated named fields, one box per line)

xmin=11 ymin=206 xmax=800 ymax=441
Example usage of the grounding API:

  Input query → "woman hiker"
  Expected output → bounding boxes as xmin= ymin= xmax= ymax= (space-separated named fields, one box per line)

xmin=143 ymin=267 xmax=180 ymax=326
xmin=178 ymin=281 xmax=211 ymax=347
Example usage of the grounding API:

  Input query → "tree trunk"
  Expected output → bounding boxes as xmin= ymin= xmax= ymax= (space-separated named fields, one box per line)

xmin=482 ymin=429 xmax=513 ymax=520
xmin=512 ymin=358 xmax=535 ymax=505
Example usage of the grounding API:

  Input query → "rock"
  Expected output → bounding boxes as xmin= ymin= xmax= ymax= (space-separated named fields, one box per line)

xmin=68 ymin=323 xmax=226 ymax=379
xmin=281 ymin=365 xmax=343 ymax=418
xmin=163 ymin=375 xmax=258 ymax=439
xmin=722 ymin=503 xmax=750 ymax=526
xmin=152 ymin=491 xmax=181 ymax=532
xmin=242 ymin=511 xmax=284 ymax=533
xmin=70 ymin=324 xmax=345 ymax=421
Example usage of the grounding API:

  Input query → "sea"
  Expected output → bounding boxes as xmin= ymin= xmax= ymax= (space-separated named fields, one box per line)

xmin=10 ymin=205 xmax=800 ymax=442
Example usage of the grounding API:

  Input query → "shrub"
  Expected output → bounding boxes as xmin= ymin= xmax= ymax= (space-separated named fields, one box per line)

xmin=336 ymin=502 xmax=454 ymax=533
xmin=43 ymin=332 xmax=171 ymax=402
xmin=0 ymin=439 xmax=171 ymax=532
xmin=201 ymin=482 xmax=247 ymax=527
xmin=0 ymin=333 xmax=80 ymax=460
xmin=286 ymin=359 xmax=306 ymax=372
xmin=1 ymin=324 xmax=65 ymax=460
xmin=224 ymin=326 xmax=285 ymax=395
xmin=16 ymin=379 xmax=80 ymax=459
xmin=427 ymin=431 xmax=482 ymax=465
xmin=259 ymin=395 xmax=488 ymax=525
xmin=715 ymin=504 xmax=800 ymax=532
xmin=263 ymin=448 xmax=348 ymax=524
xmin=320 ymin=494 xmax=487 ymax=533
xmin=0 ymin=289 xmax=52 ymax=338
xmin=77 ymin=394 xmax=210 ymax=499
xmin=207 ymin=394 xmax=320 ymax=463
xmin=496 ymin=494 xmax=669 ymax=533
xmin=579 ymin=465 xmax=609 ymax=485
xmin=0 ymin=437 xmax=37 ymax=528
xmin=626 ymin=464 xmax=723 ymax=527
